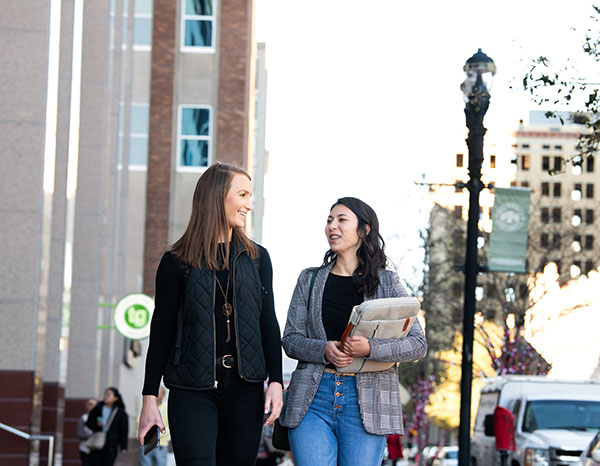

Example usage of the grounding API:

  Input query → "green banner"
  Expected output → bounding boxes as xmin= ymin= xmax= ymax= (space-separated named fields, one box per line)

xmin=488 ymin=187 xmax=531 ymax=273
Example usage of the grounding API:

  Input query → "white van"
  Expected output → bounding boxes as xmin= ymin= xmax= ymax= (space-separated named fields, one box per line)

xmin=471 ymin=375 xmax=600 ymax=466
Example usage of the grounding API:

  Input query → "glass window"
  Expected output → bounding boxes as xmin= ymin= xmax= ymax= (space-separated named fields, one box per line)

xmin=542 ymin=156 xmax=550 ymax=171
xmin=552 ymin=207 xmax=561 ymax=223
xmin=541 ymin=182 xmax=549 ymax=196
xmin=587 ymin=157 xmax=595 ymax=173
xmin=553 ymin=182 xmax=561 ymax=197
xmin=182 ymin=0 xmax=216 ymax=50
xmin=522 ymin=400 xmax=600 ymax=433
xmin=543 ymin=144 xmax=550 ymax=150
xmin=541 ymin=208 xmax=549 ymax=224
xmin=521 ymin=155 xmax=530 ymax=170
xmin=554 ymin=156 xmax=562 ymax=171
xmin=118 ymin=103 xmax=149 ymax=168
xmin=456 ymin=153 xmax=463 ymax=167
xmin=585 ymin=261 xmax=594 ymax=274
xmin=490 ymin=155 xmax=496 ymax=168
xmin=585 ymin=235 xmax=594 ymax=250
xmin=586 ymin=184 xmax=594 ymax=199
xmin=135 ymin=0 xmax=153 ymax=14
xmin=554 ymin=145 xmax=562 ymax=150
xmin=586 ymin=209 xmax=594 ymax=224
xmin=540 ymin=233 xmax=549 ymax=248
xmin=133 ymin=16 xmax=152 ymax=46
xmin=178 ymin=106 xmax=212 ymax=169
xmin=454 ymin=206 xmax=462 ymax=219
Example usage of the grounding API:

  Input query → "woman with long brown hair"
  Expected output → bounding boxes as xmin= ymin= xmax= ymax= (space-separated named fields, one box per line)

xmin=138 ymin=162 xmax=283 ymax=465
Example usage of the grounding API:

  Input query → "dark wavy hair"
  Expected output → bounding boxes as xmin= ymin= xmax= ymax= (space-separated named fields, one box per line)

xmin=105 ymin=386 xmax=126 ymax=410
xmin=323 ymin=197 xmax=387 ymax=297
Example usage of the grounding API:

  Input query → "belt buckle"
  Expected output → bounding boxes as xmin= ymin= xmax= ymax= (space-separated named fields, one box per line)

xmin=221 ymin=354 xmax=234 ymax=369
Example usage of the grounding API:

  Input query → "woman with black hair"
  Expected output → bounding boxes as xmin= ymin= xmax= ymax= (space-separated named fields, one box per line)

xmin=86 ymin=387 xmax=129 ymax=466
xmin=279 ymin=197 xmax=427 ymax=466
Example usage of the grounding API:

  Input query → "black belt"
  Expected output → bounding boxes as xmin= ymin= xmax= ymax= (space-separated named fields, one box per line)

xmin=218 ymin=354 xmax=236 ymax=369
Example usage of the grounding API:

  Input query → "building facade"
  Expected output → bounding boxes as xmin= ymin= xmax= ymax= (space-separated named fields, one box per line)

xmin=0 ymin=0 xmax=266 ymax=464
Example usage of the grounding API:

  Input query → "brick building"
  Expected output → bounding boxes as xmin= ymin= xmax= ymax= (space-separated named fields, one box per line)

xmin=0 ymin=0 xmax=267 ymax=464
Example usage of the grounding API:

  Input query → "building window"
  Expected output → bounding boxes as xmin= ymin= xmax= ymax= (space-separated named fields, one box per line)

xmin=181 ymin=0 xmax=216 ymax=51
xmin=541 ymin=182 xmax=549 ymax=196
xmin=554 ymin=145 xmax=562 ymax=150
xmin=585 ymin=234 xmax=594 ymax=250
xmin=573 ymin=235 xmax=582 ymax=251
xmin=541 ymin=208 xmax=549 ymax=224
xmin=586 ymin=209 xmax=594 ymax=224
xmin=586 ymin=157 xmax=595 ymax=173
xmin=510 ymin=181 xmax=517 ymax=187
xmin=573 ymin=209 xmax=582 ymax=227
xmin=456 ymin=153 xmax=464 ymax=167
xmin=454 ymin=181 xmax=462 ymax=193
xmin=552 ymin=233 xmax=561 ymax=249
xmin=542 ymin=156 xmax=550 ymax=171
xmin=522 ymin=143 xmax=530 ymax=149
xmin=540 ymin=233 xmax=549 ymax=248
xmin=553 ymin=156 xmax=562 ymax=171
xmin=118 ymin=102 xmax=149 ymax=168
xmin=553 ymin=182 xmax=561 ymax=197
xmin=573 ymin=183 xmax=582 ymax=201
xmin=552 ymin=207 xmax=561 ymax=223
xmin=585 ymin=260 xmax=594 ymax=274
xmin=453 ymin=206 xmax=462 ymax=219
xmin=521 ymin=181 xmax=530 ymax=187
xmin=490 ymin=155 xmax=496 ymax=168
xmin=542 ymin=144 xmax=550 ymax=150
xmin=571 ymin=261 xmax=581 ymax=278
xmin=177 ymin=105 xmax=212 ymax=170
xmin=521 ymin=155 xmax=530 ymax=170
xmin=586 ymin=183 xmax=594 ymax=199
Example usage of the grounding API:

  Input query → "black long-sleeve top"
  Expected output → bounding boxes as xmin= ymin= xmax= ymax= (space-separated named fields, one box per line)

xmin=322 ymin=273 xmax=362 ymax=369
xmin=142 ymin=247 xmax=283 ymax=395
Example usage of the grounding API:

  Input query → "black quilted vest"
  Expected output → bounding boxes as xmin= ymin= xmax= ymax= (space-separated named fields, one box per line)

xmin=163 ymin=248 xmax=267 ymax=390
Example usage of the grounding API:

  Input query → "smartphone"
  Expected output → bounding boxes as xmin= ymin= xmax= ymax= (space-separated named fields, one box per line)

xmin=143 ymin=425 xmax=160 ymax=456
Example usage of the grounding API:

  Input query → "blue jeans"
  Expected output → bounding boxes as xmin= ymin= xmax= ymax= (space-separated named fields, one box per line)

xmin=289 ymin=371 xmax=386 ymax=466
xmin=138 ymin=444 xmax=168 ymax=466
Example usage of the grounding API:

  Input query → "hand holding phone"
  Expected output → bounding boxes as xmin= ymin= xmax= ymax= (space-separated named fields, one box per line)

xmin=143 ymin=425 xmax=160 ymax=456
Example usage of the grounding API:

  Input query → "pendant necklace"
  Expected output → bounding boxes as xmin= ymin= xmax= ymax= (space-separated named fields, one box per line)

xmin=215 ymin=272 xmax=233 ymax=342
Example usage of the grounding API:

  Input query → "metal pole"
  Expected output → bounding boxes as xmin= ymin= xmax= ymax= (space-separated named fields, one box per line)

xmin=458 ymin=90 xmax=489 ymax=466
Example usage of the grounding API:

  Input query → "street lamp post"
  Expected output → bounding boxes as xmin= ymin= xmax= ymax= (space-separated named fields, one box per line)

xmin=458 ymin=49 xmax=496 ymax=466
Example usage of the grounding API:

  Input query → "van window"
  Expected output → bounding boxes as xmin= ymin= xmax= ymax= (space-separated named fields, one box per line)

xmin=474 ymin=392 xmax=500 ymax=432
xmin=522 ymin=400 xmax=600 ymax=433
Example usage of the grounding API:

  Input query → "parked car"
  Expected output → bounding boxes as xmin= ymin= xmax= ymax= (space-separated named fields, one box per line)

xmin=471 ymin=375 xmax=600 ymax=466
xmin=575 ymin=431 xmax=600 ymax=466
xmin=431 ymin=446 xmax=458 ymax=466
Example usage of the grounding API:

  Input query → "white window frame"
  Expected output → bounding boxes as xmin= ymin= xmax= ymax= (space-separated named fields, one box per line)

xmin=180 ymin=0 xmax=217 ymax=53
xmin=176 ymin=104 xmax=213 ymax=172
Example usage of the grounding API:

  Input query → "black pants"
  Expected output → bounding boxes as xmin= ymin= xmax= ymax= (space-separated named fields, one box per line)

xmin=168 ymin=365 xmax=265 ymax=466
xmin=88 ymin=446 xmax=118 ymax=466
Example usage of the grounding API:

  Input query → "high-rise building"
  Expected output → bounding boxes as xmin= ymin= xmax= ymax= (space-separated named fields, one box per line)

xmin=0 ymin=1 xmax=267 ymax=464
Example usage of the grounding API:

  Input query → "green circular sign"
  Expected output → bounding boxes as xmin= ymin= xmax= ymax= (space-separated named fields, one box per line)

xmin=113 ymin=293 xmax=154 ymax=340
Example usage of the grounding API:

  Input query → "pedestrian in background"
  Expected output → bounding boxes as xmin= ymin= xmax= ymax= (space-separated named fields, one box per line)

xmin=138 ymin=162 xmax=283 ymax=466
xmin=77 ymin=397 xmax=97 ymax=466
xmin=386 ymin=434 xmax=404 ymax=465
xmin=279 ymin=197 xmax=427 ymax=466
xmin=138 ymin=386 xmax=169 ymax=466
xmin=86 ymin=387 xmax=129 ymax=466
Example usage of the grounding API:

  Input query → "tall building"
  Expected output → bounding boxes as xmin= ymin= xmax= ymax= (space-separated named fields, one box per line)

xmin=424 ymin=110 xmax=599 ymax=336
xmin=0 ymin=0 xmax=267 ymax=464
xmin=512 ymin=111 xmax=598 ymax=278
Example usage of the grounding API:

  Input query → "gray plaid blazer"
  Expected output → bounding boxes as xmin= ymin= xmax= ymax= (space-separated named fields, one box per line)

xmin=279 ymin=262 xmax=427 ymax=435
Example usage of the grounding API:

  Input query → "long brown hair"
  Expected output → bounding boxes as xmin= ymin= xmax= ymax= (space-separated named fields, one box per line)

xmin=170 ymin=162 xmax=257 ymax=269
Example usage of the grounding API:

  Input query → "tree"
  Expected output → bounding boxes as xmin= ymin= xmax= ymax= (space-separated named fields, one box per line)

xmin=523 ymin=5 xmax=600 ymax=163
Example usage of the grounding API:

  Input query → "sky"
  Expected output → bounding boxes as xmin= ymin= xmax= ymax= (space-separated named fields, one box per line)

xmin=253 ymin=0 xmax=599 ymax=339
